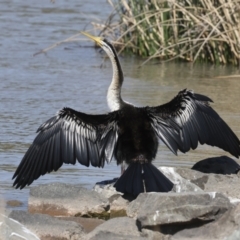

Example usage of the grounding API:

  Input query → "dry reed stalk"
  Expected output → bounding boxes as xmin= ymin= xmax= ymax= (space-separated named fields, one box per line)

xmin=91 ymin=0 xmax=240 ymax=65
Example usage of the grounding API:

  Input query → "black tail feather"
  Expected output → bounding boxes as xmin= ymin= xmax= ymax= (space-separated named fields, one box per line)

xmin=143 ymin=164 xmax=160 ymax=192
xmin=125 ymin=162 xmax=136 ymax=194
xmin=143 ymin=163 xmax=174 ymax=192
xmin=132 ymin=163 xmax=144 ymax=195
xmin=114 ymin=162 xmax=173 ymax=196
xmin=114 ymin=163 xmax=139 ymax=194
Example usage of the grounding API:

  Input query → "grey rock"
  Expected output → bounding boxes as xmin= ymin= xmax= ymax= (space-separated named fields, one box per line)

xmin=0 ymin=213 xmax=40 ymax=240
xmin=141 ymin=229 xmax=170 ymax=240
xmin=93 ymin=178 xmax=120 ymax=200
xmin=203 ymin=174 xmax=240 ymax=201
xmin=11 ymin=166 xmax=240 ymax=240
xmin=127 ymin=192 xmax=232 ymax=228
xmin=57 ymin=216 xmax=105 ymax=233
xmin=158 ymin=167 xmax=203 ymax=193
xmin=192 ymin=156 xmax=240 ymax=174
xmin=176 ymin=167 xmax=240 ymax=200
xmin=85 ymin=216 xmax=145 ymax=240
xmin=29 ymin=183 xmax=109 ymax=218
xmin=176 ymin=167 xmax=210 ymax=181
xmin=9 ymin=210 xmax=86 ymax=240
xmin=110 ymin=196 xmax=130 ymax=218
xmin=94 ymin=181 xmax=138 ymax=218
xmin=172 ymin=197 xmax=240 ymax=240
xmin=225 ymin=230 xmax=240 ymax=240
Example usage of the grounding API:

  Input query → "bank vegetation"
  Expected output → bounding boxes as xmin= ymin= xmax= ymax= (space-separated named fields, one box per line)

xmin=92 ymin=0 xmax=240 ymax=65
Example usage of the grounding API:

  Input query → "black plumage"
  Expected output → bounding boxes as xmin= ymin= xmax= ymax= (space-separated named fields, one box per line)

xmin=13 ymin=33 xmax=240 ymax=196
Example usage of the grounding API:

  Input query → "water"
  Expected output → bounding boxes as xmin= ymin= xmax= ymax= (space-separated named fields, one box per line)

xmin=1 ymin=0 xmax=240 ymax=211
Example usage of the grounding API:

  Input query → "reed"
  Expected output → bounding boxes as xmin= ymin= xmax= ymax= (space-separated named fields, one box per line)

xmin=92 ymin=0 xmax=240 ymax=65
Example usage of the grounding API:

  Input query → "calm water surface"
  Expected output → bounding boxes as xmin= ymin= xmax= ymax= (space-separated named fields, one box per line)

xmin=1 ymin=0 xmax=240 ymax=211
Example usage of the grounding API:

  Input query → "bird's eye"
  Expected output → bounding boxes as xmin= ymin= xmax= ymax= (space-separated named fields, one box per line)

xmin=103 ymin=38 xmax=109 ymax=44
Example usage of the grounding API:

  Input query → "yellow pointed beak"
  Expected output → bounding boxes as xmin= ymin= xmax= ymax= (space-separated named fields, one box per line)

xmin=81 ymin=31 xmax=103 ymax=46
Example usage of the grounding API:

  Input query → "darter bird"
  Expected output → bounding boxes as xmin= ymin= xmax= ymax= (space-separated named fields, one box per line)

xmin=13 ymin=32 xmax=240 ymax=196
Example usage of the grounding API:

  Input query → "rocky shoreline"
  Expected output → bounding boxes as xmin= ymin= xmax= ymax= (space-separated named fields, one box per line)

xmin=1 ymin=156 xmax=240 ymax=240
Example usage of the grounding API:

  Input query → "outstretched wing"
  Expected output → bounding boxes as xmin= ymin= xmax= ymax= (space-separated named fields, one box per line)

xmin=13 ymin=107 xmax=119 ymax=189
xmin=147 ymin=89 xmax=240 ymax=157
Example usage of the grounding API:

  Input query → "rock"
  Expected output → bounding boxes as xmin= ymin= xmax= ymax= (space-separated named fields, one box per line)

xmin=141 ymin=229 xmax=170 ymax=240
xmin=93 ymin=179 xmax=120 ymax=199
xmin=159 ymin=167 xmax=203 ymax=193
xmin=0 ymin=213 xmax=40 ymax=240
xmin=176 ymin=167 xmax=209 ymax=180
xmin=28 ymin=183 xmax=109 ymax=218
xmin=176 ymin=167 xmax=240 ymax=200
xmin=94 ymin=179 xmax=136 ymax=218
xmin=172 ymin=197 xmax=240 ymax=239
xmin=203 ymin=174 xmax=240 ymax=201
xmin=57 ymin=216 xmax=105 ymax=233
xmin=127 ymin=192 xmax=232 ymax=229
xmin=192 ymin=156 xmax=240 ymax=174
xmin=110 ymin=195 xmax=129 ymax=218
xmin=175 ymin=167 xmax=213 ymax=190
xmin=224 ymin=227 xmax=240 ymax=240
xmin=7 ymin=165 xmax=240 ymax=240
xmin=6 ymin=200 xmax=23 ymax=208
xmin=85 ymin=216 xmax=145 ymax=240
xmin=225 ymin=230 xmax=240 ymax=240
xmin=9 ymin=210 xmax=86 ymax=240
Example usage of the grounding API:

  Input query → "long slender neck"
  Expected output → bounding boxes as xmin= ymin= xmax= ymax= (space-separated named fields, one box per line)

xmin=106 ymin=47 xmax=125 ymax=111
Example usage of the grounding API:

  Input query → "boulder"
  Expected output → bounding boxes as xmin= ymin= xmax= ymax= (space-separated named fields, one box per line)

xmin=93 ymin=178 xmax=120 ymax=199
xmin=109 ymin=195 xmax=130 ymax=218
xmin=141 ymin=228 xmax=170 ymax=240
xmin=6 ymin=200 xmax=23 ymax=208
xmin=0 ymin=213 xmax=39 ymax=240
xmin=28 ymin=183 xmax=109 ymax=218
xmin=225 ymin=230 xmax=240 ymax=240
xmin=94 ymin=179 xmax=135 ymax=218
xmin=7 ymin=163 xmax=240 ymax=240
xmin=159 ymin=167 xmax=203 ymax=193
xmin=9 ymin=210 xmax=86 ymax=240
xmin=172 ymin=198 xmax=240 ymax=239
xmin=85 ymin=216 xmax=145 ymax=240
xmin=176 ymin=167 xmax=240 ymax=200
xmin=57 ymin=216 xmax=105 ymax=233
xmin=127 ymin=192 xmax=232 ymax=229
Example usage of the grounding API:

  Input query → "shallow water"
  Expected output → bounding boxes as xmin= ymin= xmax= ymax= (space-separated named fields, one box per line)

xmin=1 ymin=0 xmax=240 ymax=211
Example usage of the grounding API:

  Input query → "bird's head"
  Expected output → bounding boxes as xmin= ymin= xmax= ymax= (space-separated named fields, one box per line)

xmin=81 ymin=31 xmax=116 ymax=59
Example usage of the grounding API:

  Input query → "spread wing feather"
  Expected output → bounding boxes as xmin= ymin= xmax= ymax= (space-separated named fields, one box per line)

xmin=13 ymin=107 xmax=119 ymax=189
xmin=147 ymin=89 xmax=240 ymax=157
